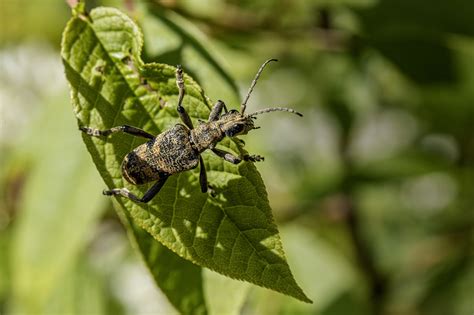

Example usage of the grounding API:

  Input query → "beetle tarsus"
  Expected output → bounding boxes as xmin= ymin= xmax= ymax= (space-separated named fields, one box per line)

xmin=244 ymin=154 xmax=265 ymax=162
xmin=208 ymin=185 xmax=216 ymax=197
xmin=80 ymin=126 xmax=102 ymax=137
xmin=102 ymin=188 xmax=141 ymax=203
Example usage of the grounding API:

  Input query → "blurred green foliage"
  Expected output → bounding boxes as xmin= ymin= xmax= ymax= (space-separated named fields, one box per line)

xmin=1 ymin=0 xmax=473 ymax=314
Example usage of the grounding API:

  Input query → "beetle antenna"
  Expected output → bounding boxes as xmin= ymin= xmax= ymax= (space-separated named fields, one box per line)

xmin=249 ymin=107 xmax=303 ymax=117
xmin=240 ymin=59 xmax=278 ymax=115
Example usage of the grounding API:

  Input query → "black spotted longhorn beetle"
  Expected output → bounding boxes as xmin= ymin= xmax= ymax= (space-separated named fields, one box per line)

xmin=80 ymin=59 xmax=302 ymax=203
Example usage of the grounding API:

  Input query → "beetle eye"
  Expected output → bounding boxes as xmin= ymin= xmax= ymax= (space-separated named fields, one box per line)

xmin=231 ymin=124 xmax=244 ymax=133
xmin=228 ymin=109 xmax=239 ymax=114
xmin=226 ymin=124 xmax=244 ymax=137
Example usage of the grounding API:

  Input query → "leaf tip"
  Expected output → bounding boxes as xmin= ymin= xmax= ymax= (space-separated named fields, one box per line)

xmin=66 ymin=0 xmax=88 ymax=21
xmin=290 ymin=284 xmax=313 ymax=304
xmin=300 ymin=294 xmax=314 ymax=304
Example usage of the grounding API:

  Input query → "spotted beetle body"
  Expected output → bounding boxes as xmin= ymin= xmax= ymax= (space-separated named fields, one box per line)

xmin=122 ymin=124 xmax=199 ymax=185
xmin=80 ymin=59 xmax=302 ymax=203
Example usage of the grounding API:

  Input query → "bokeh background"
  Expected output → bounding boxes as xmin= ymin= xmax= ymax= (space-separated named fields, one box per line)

xmin=1 ymin=0 xmax=473 ymax=314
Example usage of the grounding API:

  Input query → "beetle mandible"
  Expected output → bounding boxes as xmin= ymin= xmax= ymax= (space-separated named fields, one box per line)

xmin=80 ymin=59 xmax=302 ymax=203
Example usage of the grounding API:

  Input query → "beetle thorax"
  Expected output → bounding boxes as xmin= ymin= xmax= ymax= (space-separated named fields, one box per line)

xmin=190 ymin=121 xmax=224 ymax=152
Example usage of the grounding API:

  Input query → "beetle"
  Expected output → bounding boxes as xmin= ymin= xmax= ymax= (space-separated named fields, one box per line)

xmin=80 ymin=59 xmax=302 ymax=203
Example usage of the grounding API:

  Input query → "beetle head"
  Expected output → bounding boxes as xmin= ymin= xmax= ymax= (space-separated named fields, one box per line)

xmin=219 ymin=110 xmax=256 ymax=137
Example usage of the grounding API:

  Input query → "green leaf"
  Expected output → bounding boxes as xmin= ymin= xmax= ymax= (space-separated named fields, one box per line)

xmin=123 ymin=215 xmax=208 ymax=315
xmin=61 ymin=5 xmax=311 ymax=305
xmin=126 ymin=218 xmax=251 ymax=315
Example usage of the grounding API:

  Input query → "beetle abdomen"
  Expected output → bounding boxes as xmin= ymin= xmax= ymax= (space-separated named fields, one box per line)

xmin=121 ymin=124 xmax=199 ymax=185
xmin=122 ymin=149 xmax=165 ymax=185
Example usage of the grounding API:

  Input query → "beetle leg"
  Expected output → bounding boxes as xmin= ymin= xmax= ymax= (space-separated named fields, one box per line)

xmin=176 ymin=66 xmax=194 ymax=129
xmin=243 ymin=154 xmax=265 ymax=162
xmin=102 ymin=188 xmax=142 ymax=202
xmin=208 ymin=100 xmax=228 ymax=122
xmin=211 ymin=148 xmax=242 ymax=164
xmin=198 ymin=156 xmax=215 ymax=196
xmin=103 ymin=175 xmax=169 ymax=203
xmin=198 ymin=156 xmax=208 ymax=193
xmin=234 ymin=138 xmax=246 ymax=146
xmin=212 ymin=148 xmax=264 ymax=164
xmin=140 ymin=176 xmax=170 ymax=202
xmin=80 ymin=125 xmax=154 ymax=140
